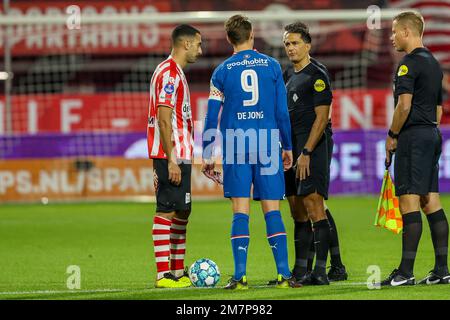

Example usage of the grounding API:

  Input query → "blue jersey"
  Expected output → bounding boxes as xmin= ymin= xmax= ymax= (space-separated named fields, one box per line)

xmin=203 ymin=49 xmax=292 ymax=158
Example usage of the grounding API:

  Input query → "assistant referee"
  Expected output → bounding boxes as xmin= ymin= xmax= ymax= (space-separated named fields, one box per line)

xmin=381 ymin=11 xmax=449 ymax=286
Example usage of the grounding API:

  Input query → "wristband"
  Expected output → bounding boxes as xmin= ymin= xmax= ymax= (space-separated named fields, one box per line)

xmin=388 ymin=130 xmax=399 ymax=139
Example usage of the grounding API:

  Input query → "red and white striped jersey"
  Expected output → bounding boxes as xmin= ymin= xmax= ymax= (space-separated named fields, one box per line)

xmin=147 ymin=56 xmax=194 ymax=160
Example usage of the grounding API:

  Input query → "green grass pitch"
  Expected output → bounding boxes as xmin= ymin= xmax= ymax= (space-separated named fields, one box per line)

xmin=0 ymin=196 xmax=449 ymax=300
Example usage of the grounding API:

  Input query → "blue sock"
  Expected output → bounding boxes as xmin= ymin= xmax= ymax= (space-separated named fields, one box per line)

xmin=231 ymin=213 xmax=250 ymax=280
xmin=265 ymin=210 xmax=291 ymax=278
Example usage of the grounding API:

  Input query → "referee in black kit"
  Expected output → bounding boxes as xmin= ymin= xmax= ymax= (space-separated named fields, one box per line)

xmin=278 ymin=22 xmax=340 ymax=285
xmin=381 ymin=11 xmax=449 ymax=286
xmin=282 ymin=25 xmax=348 ymax=283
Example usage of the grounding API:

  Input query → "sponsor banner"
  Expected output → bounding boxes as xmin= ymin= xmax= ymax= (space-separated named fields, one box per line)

xmin=0 ymin=89 xmax=406 ymax=133
xmin=0 ymin=1 xmax=172 ymax=56
xmin=0 ymin=92 xmax=207 ymax=134
xmin=0 ymin=158 xmax=223 ymax=203
xmin=331 ymin=130 xmax=450 ymax=194
xmin=0 ymin=1 xmax=380 ymax=57
xmin=2 ymin=129 xmax=450 ymax=201
xmin=0 ymin=132 xmax=146 ymax=159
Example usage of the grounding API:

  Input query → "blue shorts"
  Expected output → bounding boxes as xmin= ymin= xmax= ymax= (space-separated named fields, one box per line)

xmin=222 ymin=152 xmax=285 ymax=200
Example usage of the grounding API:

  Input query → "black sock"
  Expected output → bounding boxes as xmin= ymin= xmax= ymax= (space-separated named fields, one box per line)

xmin=312 ymin=219 xmax=331 ymax=276
xmin=307 ymin=240 xmax=315 ymax=272
xmin=293 ymin=221 xmax=313 ymax=277
xmin=326 ymin=209 xmax=344 ymax=268
xmin=426 ymin=209 xmax=449 ymax=274
xmin=399 ymin=211 xmax=422 ymax=277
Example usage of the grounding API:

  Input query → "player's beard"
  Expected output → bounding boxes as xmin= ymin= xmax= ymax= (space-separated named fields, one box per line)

xmin=187 ymin=53 xmax=198 ymax=63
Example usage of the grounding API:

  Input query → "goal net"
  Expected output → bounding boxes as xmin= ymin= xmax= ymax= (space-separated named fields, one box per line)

xmin=1 ymin=1 xmax=447 ymax=203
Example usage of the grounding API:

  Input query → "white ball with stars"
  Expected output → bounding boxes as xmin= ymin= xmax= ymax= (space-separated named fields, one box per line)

xmin=188 ymin=258 xmax=220 ymax=287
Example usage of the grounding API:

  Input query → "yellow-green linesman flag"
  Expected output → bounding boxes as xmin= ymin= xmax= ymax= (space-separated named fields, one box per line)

xmin=374 ymin=170 xmax=403 ymax=234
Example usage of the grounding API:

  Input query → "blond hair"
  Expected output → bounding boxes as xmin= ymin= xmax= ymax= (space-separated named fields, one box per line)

xmin=394 ymin=11 xmax=425 ymax=36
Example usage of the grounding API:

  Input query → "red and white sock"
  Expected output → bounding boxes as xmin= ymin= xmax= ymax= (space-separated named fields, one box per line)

xmin=152 ymin=216 xmax=172 ymax=280
xmin=170 ymin=217 xmax=188 ymax=278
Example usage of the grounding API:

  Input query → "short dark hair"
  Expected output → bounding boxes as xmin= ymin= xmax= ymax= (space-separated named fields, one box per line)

xmin=171 ymin=24 xmax=201 ymax=45
xmin=225 ymin=14 xmax=252 ymax=45
xmin=394 ymin=11 xmax=424 ymax=36
xmin=284 ymin=22 xmax=312 ymax=44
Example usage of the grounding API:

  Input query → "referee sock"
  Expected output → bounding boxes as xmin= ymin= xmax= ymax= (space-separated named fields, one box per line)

xmin=231 ymin=213 xmax=250 ymax=281
xmin=326 ymin=208 xmax=344 ymax=268
xmin=152 ymin=216 xmax=172 ymax=280
xmin=399 ymin=211 xmax=422 ymax=277
xmin=170 ymin=217 xmax=188 ymax=278
xmin=312 ymin=219 xmax=331 ymax=276
xmin=426 ymin=209 xmax=449 ymax=274
xmin=265 ymin=211 xmax=291 ymax=279
xmin=293 ymin=221 xmax=313 ymax=278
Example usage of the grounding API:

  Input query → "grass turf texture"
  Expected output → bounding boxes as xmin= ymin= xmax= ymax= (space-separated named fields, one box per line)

xmin=0 ymin=197 xmax=449 ymax=300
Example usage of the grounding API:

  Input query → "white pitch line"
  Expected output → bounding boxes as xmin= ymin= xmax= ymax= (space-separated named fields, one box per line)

xmin=332 ymin=282 xmax=368 ymax=286
xmin=0 ymin=288 xmax=126 ymax=296
xmin=0 ymin=282 xmax=370 ymax=296
xmin=0 ymin=287 xmax=202 ymax=296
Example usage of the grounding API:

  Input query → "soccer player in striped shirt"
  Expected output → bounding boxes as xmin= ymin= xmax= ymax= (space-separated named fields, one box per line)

xmin=147 ymin=25 xmax=202 ymax=288
xmin=202 ymin=15 xmax=301 ymax=289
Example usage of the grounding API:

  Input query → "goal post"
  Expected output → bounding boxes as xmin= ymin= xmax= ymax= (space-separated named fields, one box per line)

xmin=0 ymin=5 xmax=440 ymax=203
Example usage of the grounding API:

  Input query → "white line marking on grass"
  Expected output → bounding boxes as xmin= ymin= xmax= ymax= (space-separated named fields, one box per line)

xmin=247 ymin=282 xmax=369 ymax=289
xmin=0 ymin=282 xmax=369 ymax=296
xmin=0 ymin=289 xmax=127 ymax=296
xmin=0 ymin=287 xmax=200 ymax=296
xmin=332 ymin=282 xmax=368 ymax=286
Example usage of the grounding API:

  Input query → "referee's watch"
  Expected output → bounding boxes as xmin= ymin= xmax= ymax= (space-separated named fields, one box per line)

xmin=302 ymin=148 xmax=312 ymax=156
xmin=388 ymin=129 xmax=399 ymax=139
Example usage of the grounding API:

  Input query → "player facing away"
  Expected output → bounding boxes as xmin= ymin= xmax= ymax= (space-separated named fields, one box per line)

xmin=202 ymin=15 xmax=301 ymax=289
xmin=147 ymin=25 xmax=202 ymax=288
xmin=381 ymin=11 xmax=449 ymax=286
xmin=275 ymin=22 xmax=347 ymax=285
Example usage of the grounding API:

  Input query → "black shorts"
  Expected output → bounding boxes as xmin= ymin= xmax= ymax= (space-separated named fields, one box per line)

xmin=153 ymin=159 xmax=192 ymax=213
xmin=394 ymin=126 xmax=441 ymax=196
xmin=325 ymin=125 xmax=333 ymax=179
xmin=284 ymin=131 xmax=330 ymax=199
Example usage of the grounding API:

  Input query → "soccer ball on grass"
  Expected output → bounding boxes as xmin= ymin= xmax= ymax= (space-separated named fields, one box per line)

xmin=188 ymin=258 xmax=220 ymax=287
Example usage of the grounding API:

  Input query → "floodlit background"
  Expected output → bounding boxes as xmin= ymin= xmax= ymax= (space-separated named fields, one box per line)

xmin=1 ymin=0 xmax=450 ymax=301
xmin=1 ymin=0 xmax=449 ymax=203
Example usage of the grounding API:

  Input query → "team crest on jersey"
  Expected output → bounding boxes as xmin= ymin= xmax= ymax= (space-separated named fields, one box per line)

xmin=164 ymin=83 xmax=175 ymax=94
xmin=314 ymin=79 xmax=326 ymax=92
xmin=398 ymin=64 xmax=409 ymax=77
xmin=243 ymin=54 xmax=251 ymax=59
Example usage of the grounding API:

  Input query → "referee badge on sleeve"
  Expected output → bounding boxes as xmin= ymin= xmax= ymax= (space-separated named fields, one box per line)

xmin=314 ymin=79 xmax=326 ymax=92
xmin=397 ymin=65 xmax=409 ymax=77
